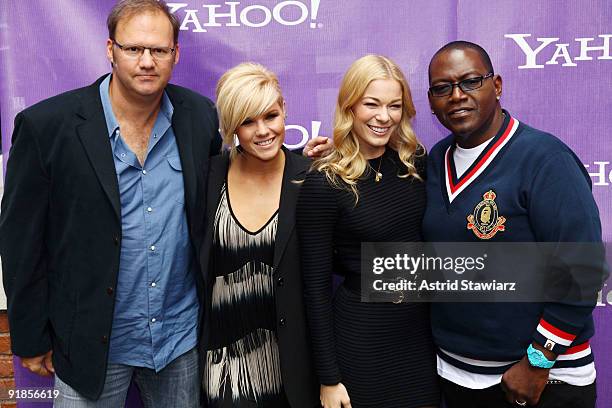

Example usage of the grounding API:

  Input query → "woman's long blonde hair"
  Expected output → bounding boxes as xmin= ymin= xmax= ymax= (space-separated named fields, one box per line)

xmin=314 ymin=55 xmax=423 ymax=201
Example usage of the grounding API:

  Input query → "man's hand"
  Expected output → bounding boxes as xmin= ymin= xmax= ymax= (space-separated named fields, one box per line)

xmin=501 ymin=344 xmax=552 ymax=406
xmin=21 ymin=350 xmax=54 ymax=377
xmin=303 ymin=136 xmax=333 ymax=159
xmin=320 ymin=383 xmax=352 ymax=408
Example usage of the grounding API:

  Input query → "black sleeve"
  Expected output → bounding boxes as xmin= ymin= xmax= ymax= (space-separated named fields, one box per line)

xmin=0 ymin=112 xmax=52 ymax=357
xmin=528 ymin=151 xmax=606 ymax=354
xmin=295 ymin=170 xmax=342 ymax=385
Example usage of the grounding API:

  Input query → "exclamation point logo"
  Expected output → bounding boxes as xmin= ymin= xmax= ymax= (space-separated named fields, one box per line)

xmin=310 ymin=0 xmax=321 ymax=28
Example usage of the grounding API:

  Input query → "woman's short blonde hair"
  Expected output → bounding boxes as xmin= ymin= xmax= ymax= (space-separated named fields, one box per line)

xmin=314 ymin=54 xmax=423 ymax=202
xmin=215 ymin=62 xmax=284 ymax=157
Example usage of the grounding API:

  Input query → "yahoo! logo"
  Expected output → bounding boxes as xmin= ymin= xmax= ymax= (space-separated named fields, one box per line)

xmin=597 ymin=284 xmax=611 ymax=307
xmin=505 ymin=34 xmax=612 ymax=69
xmin=284 ymin=121 xmax=322 ymax=149
xmin=167 ymin=1 xmax=322 ymax=32
xmin=584 ymin=161 xmax=612 ymax=187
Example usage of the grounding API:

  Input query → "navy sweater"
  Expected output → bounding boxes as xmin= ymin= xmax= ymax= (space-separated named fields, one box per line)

xmin=422 ymin=112 xmax=604 ymax=374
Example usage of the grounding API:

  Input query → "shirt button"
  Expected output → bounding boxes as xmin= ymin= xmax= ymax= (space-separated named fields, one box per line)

xmin=150 ymin=245 xmax=156 ymax=251
xmin=277 ymin=277 xmax=284 ymax=287
xmin=279 ymin=318 xmax=286 ymax=327
xmin=151 ymin=282 xmax=156 ymax=287
xmin=142 ymin=170 xmax=147 ymax=175
xmin=151 ymin=318 xmax=156 ymax=323
xmin=101 ymin=335 xmax=108 ymax=344
xmin=106 ymin=287 xmax=114 ymax=295
xmin=113 ymin=235 xmax=120 ymax=246
xmin=147 ymin=207 xmax=153 ymax=212
xmin=121 ymin=153 xmax=126 ymax=158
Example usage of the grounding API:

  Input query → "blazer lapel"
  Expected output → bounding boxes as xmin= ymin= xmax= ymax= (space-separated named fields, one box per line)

xmin=75 ymin=76 xmax=121 ymax=220
xmin=273 ymin=148 xmax=305 ymax=272
xmin=167 ymin=89 xmax=198 ymax=217
xmin=201 ymin=155 xmax=228 ymax=284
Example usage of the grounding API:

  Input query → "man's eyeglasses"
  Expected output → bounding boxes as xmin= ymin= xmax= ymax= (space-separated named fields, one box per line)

xmin=429 ymin=73 xmax=494 ymax=97
xmin=112 ymin=40 xmax=175 ymax=60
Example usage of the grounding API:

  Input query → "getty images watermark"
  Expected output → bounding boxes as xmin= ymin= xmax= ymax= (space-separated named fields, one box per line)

xmin=360 ymin=242 xmax=609 ymax=303
xmin=371 ymin=252 xmax=518 ymax=292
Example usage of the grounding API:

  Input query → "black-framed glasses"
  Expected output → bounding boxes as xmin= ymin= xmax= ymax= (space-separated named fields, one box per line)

xmin=112 ymin=40 xmax=175 ymax=60
xmin=429 ymin=73 xmax=494 ymax=97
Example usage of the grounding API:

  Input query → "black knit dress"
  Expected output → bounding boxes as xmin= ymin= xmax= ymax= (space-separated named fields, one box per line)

xmin=296 ymin=148 xmax=439 ymax=408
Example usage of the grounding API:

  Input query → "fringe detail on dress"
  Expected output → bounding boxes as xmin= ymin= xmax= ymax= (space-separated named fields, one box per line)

xmin=204 ymin=328 xmax=284 ymax=404
xmin=211 ymin=261 xmax=274 ymax=310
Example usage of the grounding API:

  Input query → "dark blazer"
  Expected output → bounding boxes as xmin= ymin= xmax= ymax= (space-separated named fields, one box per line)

xmin=200 ymin=147 xmax=319 ymax=408
xmin=0 ymin=75 xmax=221 ymax=399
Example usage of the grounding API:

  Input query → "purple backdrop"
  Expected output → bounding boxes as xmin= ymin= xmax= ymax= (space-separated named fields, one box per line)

xmin=1 ymin=1 xmax=610 ymax=407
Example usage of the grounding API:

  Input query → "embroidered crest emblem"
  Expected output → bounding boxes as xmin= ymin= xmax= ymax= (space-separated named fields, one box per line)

xmin=467 ymin=190 xmax=506 ymax=239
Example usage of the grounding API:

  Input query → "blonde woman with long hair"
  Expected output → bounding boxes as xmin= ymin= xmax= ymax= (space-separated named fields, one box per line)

xmin=199 ymin=63 xmax=318 ymax=407
xmin=296 ymin=55 xmax=439 ymax=408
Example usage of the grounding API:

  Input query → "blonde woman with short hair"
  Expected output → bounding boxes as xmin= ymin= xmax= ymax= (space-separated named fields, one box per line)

xmin=199 ymin=63 xmax=318 ymax=407
xmin=296 ymin=55 xmax=439 ymax=408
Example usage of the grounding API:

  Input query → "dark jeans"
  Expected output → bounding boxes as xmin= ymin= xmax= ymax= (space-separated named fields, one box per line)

xmin=441 ymin=377 xmax=596 ymax=408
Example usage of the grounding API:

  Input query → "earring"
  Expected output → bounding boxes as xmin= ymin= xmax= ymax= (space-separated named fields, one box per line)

xmin=496 ymin=96 xmax=500 ymax=100
xmin=431 ymin=110 xmax=435 ymax=114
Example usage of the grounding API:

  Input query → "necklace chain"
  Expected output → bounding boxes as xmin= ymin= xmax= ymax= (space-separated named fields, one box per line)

xmin=368 ymin=155 xmax=383 ymax=182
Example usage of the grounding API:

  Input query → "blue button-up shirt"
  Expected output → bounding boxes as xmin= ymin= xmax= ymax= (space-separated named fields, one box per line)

xmin=99 ymin=75 xmax=198 ymax=371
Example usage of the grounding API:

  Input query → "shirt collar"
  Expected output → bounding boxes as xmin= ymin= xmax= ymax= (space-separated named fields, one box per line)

xmin=99 ymin=74 xmax=119 ymax=139
xmin=98 ymin=74 xmax=174 ymax=139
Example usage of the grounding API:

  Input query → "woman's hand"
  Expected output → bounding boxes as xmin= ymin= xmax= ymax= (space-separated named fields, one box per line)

xmin=303 ymin=136 xmax=333 ymax=158
xmin=320 ymin=383 xmax=352 ymax=408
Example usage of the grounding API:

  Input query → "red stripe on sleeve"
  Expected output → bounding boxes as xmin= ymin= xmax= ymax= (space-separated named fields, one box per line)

xmin=563 ymin=341 xmax=590 ymax=355
xmin=540 ymin=318 xmax=577 ymax=341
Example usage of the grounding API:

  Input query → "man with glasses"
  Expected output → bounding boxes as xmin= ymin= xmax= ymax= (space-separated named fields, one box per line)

xmin=0 ymin=0 xmax=220 ymax=406
xmin=423 ymin=41 xmax=601 ymax=408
